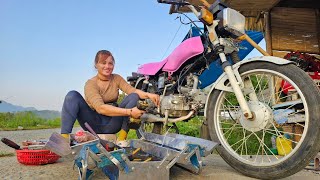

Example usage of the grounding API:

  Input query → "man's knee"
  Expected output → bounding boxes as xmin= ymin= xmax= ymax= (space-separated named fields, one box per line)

xmin=127 ymin=93 xmax=139 ymax=102
xmin=65 ymin=90 xmax=82 ymax=101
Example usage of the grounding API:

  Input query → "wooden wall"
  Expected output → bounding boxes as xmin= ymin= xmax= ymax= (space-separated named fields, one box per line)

xmin=270 ymin=7 xmax=319 ymax=55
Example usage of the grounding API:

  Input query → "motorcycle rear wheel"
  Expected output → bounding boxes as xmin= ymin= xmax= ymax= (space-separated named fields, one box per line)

xmin=206 ymin=62 xmax=320 ymax=179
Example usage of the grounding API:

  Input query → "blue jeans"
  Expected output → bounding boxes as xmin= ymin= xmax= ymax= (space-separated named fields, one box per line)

xmin=60 ymin=91 xmax=139 ymax=134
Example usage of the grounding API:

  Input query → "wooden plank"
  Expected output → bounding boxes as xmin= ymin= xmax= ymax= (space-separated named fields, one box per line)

xmin=316 ymin=9 xmax=320 ymax=53
xmin=277 ymin=0 xmax=320 ymax=8
xmin=225 ymin=0 xmax=280 ymax=10
xmin=271 ymin=7 xmax=319 ymax=54
xmin=245 ymin=17 xmax=264 ymax=31
xmin=265 ymin=12 xmax=273 ymax=55
xmin=272 ymin=50 xmax=290 ymax=58
xmin=170 ymin=0 xmax=280 ymax=16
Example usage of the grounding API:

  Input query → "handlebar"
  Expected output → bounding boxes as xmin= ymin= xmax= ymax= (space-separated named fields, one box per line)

xmin=158 ymin=0 xmax=213 ymax=8
xmin=157 ymin=0 xmax=189 ymax=5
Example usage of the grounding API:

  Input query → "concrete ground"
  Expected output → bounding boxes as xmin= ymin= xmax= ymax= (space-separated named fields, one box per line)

xmin=1 ymin=128 xmax=319 ymax=179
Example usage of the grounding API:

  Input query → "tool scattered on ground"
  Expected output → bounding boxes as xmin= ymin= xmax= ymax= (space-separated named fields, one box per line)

xmin=84 ymin=122 xmax=121 ymax=150
xmin=1 ymin=138 xmax=45 ymax=150
xmin=131 ymin=147 xmax=141 ymax=155
xmin=1 ymin=138 xmax=21 ymax=150
xmin=44 ymin=132 xmax=72 ymax=156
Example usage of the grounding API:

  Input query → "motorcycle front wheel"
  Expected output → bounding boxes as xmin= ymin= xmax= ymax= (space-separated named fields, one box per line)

xmin=206 ymin=62 xmax=320 ymax=179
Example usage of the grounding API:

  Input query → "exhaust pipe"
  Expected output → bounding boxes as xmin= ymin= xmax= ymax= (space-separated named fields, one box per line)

xmin=140 ymin=110 xmax=195 ymax=123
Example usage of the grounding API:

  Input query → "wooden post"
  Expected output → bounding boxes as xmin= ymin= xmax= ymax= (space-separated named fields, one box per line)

xmin=243 ymin=34 xmax=270 ymax=56
xmin=199 ymin=0 xmax=211 ymax=8
xmin=264 ymin=11 xmax=273 ymax=56
xmin=264 ymin=11 xmax=279 ymax=104
xmin=316 ymin=9 xmax=320 ymax=54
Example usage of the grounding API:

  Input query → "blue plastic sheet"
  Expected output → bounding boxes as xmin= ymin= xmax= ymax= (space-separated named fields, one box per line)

xmin=199 ymin=30 xmax=264 ymax=88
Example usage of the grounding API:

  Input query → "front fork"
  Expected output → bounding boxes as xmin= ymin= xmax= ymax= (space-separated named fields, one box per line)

xmin=218 ymin=34 xmax=271 ymax=119
xmin=187 ymin=4 xmax=271 ymax=121
xmin=219 ymin=52 xmax=253 ymax=119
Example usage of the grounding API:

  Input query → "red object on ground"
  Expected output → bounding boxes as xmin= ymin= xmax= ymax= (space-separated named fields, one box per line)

xmin=74 ymin=130 xmax=96 ymax=143
xmin=75 ymin=130 xmax=85 ymax=136
xmin=281 ymin=80 xmax=294 ymax=94
xmin=309 ymin=72 xmax=320 ymax=80
xmin=105 ymin=142 xmax=115 ymax=152
xmin=16 ymin=149 xmax=60 ymax=165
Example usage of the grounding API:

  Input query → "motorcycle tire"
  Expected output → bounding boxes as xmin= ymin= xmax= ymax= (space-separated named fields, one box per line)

xmin=206 ymin=62 xmax=320 ymax=179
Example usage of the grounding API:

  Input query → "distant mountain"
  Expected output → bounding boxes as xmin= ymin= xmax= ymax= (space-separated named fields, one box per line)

xmin=0 ymin=101 xmax=60 ymax=119
xmin=0 ymin=101 xmax=37 ymax=112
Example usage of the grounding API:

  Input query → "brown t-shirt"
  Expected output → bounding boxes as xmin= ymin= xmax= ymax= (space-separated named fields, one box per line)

xmin=84 ymin=74 xmax=136 ymax=110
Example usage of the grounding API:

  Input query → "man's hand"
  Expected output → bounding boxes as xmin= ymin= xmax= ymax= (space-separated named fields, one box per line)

xmin=147 ymin=93 xmax=160 ymax=107
xmin=130 ymin=107 xmax=145 ymax=119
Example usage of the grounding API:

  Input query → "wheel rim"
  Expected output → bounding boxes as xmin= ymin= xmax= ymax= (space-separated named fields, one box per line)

xmin=214 ymin=69 xmax=309 ymax=166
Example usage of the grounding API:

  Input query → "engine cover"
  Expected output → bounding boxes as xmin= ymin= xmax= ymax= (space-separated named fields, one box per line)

xmin=160 ymin=94 xmax=190 ymax=118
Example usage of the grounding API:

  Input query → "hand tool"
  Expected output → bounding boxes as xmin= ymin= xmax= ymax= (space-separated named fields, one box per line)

xmin=84 ymin=122 xmax=122 ymax=150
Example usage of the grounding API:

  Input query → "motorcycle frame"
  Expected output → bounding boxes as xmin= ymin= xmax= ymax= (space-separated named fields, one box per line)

xmin=136 ymin=1 xmax=294 ymax=124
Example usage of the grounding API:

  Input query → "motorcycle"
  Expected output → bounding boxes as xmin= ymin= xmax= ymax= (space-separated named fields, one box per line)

xmin=127 ymin=0 xmax=320 ymax=179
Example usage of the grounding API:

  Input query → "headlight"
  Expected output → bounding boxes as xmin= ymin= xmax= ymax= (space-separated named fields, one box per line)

xmin=222 ymin=8 xmax=245 ymax=37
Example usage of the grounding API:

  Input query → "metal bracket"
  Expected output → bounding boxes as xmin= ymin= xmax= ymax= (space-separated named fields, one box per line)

xmin=120 ymin=153 xmax=133 ymax=172
xmin=80 ymin=147 xmax=90 ymax=180
xmin=96 ymin=143 xmax=123 ymax=170
xmin=166 ymin=146 xmax=188 ymax=169
xmin=178 ymin=146 xmax=203 ymax=174
xmin=185 ymin=147 xmax=198 ymax=161
xmin=88 ymin=149 xmax=102 ymax=163
xmin=137 ymin=127 xmax=146 ymax=140
xmin=157 ymin=153 xmax=171 ymax=169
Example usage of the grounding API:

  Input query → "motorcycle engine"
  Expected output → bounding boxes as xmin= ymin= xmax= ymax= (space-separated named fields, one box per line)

xmin=141 ymin=74 xmax=207 ymax=118
xmin=160 ymin=94 xmax=190 ymax=118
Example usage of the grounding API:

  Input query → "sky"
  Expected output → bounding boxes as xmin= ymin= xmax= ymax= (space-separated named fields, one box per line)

xmin=0 ymin=0 xmax=265 ymax=111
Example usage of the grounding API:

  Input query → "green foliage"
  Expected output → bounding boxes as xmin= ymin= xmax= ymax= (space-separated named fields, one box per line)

xmin=176 ymin=117 xmax=202 ymax=137
xmin=225 ymin=93 xmax=238 ymax=106
xmin=0 ymin=112 xmax=62 ymax=130
xmin=127 ymin=129 xmax=138 ymax=140
xmin=117 ymin=92 xmax=125 ymax=104
xmin=222 ymin=122 xmax=273 ymax=155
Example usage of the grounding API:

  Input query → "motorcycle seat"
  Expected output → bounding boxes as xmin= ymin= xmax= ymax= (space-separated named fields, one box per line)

xmin=137 ymin=36 xmax=204 ymax=75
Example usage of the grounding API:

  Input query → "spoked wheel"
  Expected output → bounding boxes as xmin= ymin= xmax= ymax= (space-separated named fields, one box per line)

xmin=207 ymin=62 xmax=320 ymax=179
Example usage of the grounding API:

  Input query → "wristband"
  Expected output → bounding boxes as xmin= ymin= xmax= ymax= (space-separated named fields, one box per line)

xmin=129 ymin=109 xmax=132 ymax=116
